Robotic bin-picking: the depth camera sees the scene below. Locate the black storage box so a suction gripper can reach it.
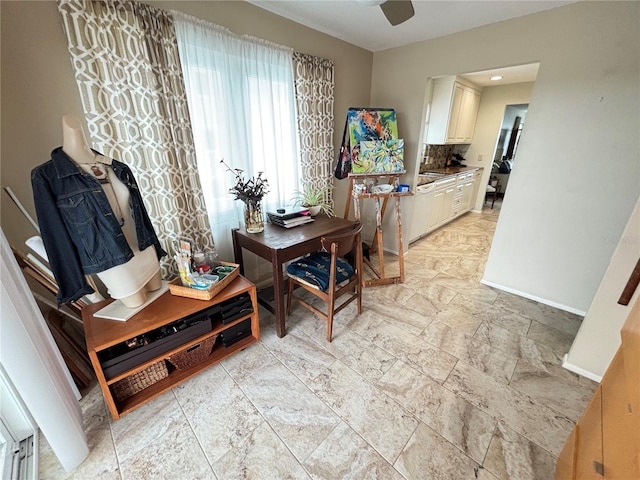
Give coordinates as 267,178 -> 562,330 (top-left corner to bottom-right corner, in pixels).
99,305 -> 218,380
220,293 -> 253,324
219,318 -> 252,347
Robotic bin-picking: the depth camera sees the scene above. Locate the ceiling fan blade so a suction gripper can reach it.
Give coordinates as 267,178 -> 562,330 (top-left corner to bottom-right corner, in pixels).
379,0 -> 414,26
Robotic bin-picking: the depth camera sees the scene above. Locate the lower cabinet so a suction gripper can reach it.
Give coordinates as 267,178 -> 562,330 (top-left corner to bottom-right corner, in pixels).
431,182 -> 455,229
408,188 -> 434,243
461,178 -> 475,211
428,189 -> 444,231
470,169 -> 483,210
83,275 -> 259,420
556,297 -> 640,479
425,172 -> 476,233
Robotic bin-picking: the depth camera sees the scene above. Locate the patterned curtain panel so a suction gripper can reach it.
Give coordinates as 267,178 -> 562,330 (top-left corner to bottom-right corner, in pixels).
57,0 -> 215,277
293,52 -> 335,207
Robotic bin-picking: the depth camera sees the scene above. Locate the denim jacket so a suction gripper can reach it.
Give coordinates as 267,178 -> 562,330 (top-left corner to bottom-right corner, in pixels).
31,148 -> 167,305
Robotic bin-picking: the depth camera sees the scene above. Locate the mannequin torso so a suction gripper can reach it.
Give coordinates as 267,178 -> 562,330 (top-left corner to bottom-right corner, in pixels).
61,115 -> 162,308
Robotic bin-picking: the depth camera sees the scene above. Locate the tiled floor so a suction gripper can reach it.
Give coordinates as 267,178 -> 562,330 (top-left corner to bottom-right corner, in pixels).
39,200 -> 598,479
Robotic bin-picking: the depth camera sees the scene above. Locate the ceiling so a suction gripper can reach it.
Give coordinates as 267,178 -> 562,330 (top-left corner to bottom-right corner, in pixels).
458,63 -> 540,87
248,1 -> 576,53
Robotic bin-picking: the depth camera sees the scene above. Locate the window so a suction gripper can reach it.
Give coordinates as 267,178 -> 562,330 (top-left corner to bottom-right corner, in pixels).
174,14 -> 300,251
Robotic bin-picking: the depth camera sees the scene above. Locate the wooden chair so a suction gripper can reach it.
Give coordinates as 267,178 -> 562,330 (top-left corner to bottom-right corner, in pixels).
286,222 -> 363,342
485,178 -> 500,208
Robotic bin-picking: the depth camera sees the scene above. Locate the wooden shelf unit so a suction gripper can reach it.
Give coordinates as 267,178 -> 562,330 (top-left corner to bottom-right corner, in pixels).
83,275 -> 259,420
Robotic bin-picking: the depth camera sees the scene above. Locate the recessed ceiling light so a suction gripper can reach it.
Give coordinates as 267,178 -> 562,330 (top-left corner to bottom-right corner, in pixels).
490,75 -> 503,81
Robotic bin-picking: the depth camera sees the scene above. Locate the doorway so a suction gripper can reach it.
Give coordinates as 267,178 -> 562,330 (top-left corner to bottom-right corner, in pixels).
490,104 -> 528,200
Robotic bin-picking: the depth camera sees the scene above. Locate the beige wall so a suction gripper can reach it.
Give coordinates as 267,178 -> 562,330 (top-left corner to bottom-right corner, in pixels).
3,1 -> 639,316
0,0 -> 373,251
371,1 -> 640,314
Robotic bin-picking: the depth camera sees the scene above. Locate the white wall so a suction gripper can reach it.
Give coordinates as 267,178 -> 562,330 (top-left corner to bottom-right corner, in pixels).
563,198 -> 640,380
371,1 -> 640,318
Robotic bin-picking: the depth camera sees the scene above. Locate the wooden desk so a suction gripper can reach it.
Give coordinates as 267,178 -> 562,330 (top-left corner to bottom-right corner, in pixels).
232,215 -> 355,337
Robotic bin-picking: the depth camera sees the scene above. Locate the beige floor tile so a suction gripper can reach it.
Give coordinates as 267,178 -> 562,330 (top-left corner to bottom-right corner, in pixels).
526,320 -> 575,356
509,359 -> 597,423
493,292 -> 583,335
322,327 -> 397,382
260,328 -> 339,383
212,422 -> 310,479
118,414 -> 214,479
358,317 -> 458,382
110,390 -> 184,464
377,360 -> 496,463
237,361 -> 340,462
310,359 -> 419,463
173,364 -> 264,464
303,422 -> 403,479
365,294 -> 437,336
41,203 -> 590,479
444,361 -> 574,456
394,422 -> 481,480
483,422 -> 557,480
430,273 -> 499,304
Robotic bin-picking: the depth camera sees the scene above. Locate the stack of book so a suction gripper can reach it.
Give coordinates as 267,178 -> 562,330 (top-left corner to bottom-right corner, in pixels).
267,206 -> 314,228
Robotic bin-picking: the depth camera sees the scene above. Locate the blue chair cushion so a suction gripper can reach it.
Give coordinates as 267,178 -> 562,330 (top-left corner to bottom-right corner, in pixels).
287,252 -> 354,292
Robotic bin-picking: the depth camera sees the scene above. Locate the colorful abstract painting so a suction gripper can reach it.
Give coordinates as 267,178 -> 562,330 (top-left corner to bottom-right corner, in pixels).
354,139 -> 405,173
347,109 -> 398,146
335,108 -> 400,179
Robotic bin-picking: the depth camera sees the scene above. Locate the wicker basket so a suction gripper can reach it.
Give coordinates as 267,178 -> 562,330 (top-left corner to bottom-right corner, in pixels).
112,360 -> 169,402
168,335 -> 217,370
168,262 -> 240,301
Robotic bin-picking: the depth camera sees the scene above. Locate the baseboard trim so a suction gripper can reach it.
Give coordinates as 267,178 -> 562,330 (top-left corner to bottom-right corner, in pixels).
480,279 -> 587,316
562,354 -> 602,383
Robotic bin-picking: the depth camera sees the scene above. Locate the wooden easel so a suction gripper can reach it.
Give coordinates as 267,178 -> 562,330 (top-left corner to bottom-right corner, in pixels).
344,172 -> 412,287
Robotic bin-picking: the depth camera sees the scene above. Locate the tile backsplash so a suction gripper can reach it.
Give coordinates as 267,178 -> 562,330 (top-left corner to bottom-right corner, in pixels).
420,144 -> 454,171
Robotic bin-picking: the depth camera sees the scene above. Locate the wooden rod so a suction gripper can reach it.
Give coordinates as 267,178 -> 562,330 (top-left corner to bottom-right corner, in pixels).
618,258 -> 640,306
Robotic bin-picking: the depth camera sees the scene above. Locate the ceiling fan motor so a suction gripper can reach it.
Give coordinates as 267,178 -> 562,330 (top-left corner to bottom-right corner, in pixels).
357,0 -> 415,26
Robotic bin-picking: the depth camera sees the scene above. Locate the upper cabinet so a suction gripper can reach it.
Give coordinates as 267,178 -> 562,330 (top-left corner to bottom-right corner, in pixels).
426,76 -> 482,145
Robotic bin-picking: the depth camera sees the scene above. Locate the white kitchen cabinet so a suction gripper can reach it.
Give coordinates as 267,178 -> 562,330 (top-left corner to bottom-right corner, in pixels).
408,185 -> 434,243
440,186 -> 456,223
470,169 -> 483,210
461,177 -> 475,212
427,177 -> 456,232
413,168 -> 483,239
426,76 -> 482,145
428,189 -> 445,232
450,182 -> 465,220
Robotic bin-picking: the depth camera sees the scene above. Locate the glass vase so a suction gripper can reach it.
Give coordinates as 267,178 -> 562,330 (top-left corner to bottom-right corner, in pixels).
243,200 -> 264,233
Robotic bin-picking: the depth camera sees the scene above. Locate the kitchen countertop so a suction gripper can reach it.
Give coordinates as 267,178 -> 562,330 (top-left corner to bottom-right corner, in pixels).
417,166 -> 482,186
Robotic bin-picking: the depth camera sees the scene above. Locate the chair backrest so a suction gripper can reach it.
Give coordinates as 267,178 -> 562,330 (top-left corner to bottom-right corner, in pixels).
321,222 -> 363,260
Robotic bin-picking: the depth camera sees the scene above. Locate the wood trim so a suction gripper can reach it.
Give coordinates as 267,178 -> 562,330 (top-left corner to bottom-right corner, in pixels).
618,258 -> 640,306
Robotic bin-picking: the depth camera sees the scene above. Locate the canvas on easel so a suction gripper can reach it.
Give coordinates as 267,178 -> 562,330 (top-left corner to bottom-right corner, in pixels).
354,139 -> 404,173
347,108 -> 398,146
334,107 -> 400,179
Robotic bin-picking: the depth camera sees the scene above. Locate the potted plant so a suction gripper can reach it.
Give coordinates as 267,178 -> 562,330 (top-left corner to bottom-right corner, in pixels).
221,159 -> 269,233
292,185 -> 334,217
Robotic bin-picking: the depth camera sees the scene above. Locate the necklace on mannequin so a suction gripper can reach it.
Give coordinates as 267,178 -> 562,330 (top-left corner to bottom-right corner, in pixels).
89,163 -> 108,182
78,160 -> 125,227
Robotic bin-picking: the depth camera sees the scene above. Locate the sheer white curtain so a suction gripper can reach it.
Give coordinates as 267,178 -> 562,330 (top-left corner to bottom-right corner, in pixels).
173,12 -> 300,259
